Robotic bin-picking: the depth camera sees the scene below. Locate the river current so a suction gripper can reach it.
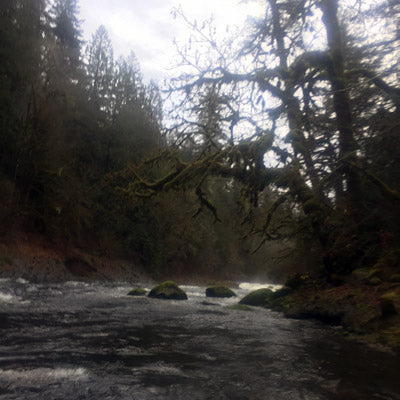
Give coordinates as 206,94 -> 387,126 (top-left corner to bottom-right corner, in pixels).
0,278 -> 399,399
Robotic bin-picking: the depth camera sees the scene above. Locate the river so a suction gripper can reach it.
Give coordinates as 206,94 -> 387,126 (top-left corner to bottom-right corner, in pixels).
0,279 -> 399,399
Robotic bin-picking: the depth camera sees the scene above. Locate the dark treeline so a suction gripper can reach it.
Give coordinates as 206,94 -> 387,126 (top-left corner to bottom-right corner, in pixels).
2,0 -> 400,283
0,0 -> 286,280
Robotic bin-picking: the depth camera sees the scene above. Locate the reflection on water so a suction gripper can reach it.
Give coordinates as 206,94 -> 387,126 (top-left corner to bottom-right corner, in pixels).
0,278 -> 399,400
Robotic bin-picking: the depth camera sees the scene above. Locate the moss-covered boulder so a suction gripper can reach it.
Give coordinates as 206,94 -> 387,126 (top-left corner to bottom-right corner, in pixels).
205,285 -> 236,298
148,281 -> 188,300
239,288 -> 274,306
127,288 -> 147,296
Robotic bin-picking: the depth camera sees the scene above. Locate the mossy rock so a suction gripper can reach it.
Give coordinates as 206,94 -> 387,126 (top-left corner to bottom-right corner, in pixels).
205,285 -> 236,298
148,281 -> 188,300
127,288 -> 147,296
239,288 -> 274,306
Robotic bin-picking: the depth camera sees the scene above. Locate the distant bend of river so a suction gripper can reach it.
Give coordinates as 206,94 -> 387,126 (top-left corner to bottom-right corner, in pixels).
0,279 -> 399,400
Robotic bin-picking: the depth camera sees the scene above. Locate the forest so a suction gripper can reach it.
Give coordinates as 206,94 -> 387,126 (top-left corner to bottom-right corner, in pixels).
1,0 -> 400,284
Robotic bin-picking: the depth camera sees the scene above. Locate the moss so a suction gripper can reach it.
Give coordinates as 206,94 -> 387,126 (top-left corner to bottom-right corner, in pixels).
127,288 -> 147,296
389,274 -> 400,283
239,288 -> 274,306
367,277 -> 382,286
228,304 -> 252,311
367,268 -> 381,279
379,327 -> 400,349
148,281 -> 188,300
351,268 -> 372,281
274,295 -> 296,311
285,273 -> 310,290
205,285 -> 236,298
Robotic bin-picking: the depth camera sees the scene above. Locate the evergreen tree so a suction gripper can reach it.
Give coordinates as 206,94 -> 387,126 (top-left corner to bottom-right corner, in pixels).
85,25 -> 114,115
49,0 -> 82,77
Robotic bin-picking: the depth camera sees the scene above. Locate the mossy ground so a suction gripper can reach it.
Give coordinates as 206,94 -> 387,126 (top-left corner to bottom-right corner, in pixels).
263,279 -> 400,352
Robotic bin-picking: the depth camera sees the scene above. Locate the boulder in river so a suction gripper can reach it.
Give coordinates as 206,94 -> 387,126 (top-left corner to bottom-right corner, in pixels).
239,288 -> 274,306
205,285 -> 236,298
127,288 -> 147,296
148,281 -> 188,300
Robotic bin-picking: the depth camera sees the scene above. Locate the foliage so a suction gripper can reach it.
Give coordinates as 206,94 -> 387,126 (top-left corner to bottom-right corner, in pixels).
129,0 -> 400,278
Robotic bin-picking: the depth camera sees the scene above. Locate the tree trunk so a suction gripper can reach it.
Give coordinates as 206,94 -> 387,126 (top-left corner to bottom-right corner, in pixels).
320,0 -> 362,215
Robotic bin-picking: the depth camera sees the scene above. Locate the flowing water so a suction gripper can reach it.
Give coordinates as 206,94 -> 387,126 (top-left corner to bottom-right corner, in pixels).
0,278 -> 399,399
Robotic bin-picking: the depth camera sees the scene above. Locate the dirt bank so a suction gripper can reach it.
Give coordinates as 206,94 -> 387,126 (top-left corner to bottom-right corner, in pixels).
0,233 -> 151,283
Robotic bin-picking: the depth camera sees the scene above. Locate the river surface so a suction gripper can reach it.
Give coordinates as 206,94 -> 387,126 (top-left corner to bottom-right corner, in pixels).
0,279 -> 399,400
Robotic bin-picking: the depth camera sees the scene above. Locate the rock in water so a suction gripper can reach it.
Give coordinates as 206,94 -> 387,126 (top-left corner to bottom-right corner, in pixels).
205,286 -> 236,298
148,281 -> 188,300
127,288 -> 147,296
239,288 -> 274,306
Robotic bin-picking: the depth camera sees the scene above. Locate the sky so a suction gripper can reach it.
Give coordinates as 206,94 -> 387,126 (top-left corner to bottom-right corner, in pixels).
78,0 -> 265,82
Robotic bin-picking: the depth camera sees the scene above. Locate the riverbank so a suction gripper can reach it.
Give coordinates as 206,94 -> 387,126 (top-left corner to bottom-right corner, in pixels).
261,274 -> 400,353
0,233 -> 151,283
1,235 -> 399,352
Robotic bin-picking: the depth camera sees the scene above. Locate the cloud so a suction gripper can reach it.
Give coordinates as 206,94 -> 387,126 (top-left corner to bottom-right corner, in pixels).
79,0 -> 265,81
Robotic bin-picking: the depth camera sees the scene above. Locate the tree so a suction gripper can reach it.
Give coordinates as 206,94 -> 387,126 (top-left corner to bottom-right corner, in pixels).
0,0 -> 45,217
130,0 -> 400,277
85,25 -> 114,114
48,0 -> 82,77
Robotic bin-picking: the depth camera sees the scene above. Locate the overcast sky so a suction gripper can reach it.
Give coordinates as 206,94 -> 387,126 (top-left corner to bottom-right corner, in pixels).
78,0 -> 265,82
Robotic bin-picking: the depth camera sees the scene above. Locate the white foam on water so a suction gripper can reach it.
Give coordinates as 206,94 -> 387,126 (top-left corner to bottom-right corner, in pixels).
181,285 -> 206,297
132,362 -> 185,377
65,281 -> 89,287
0,367 -> 88,382
0,292 -> 15,302
239,282 -> 282,292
